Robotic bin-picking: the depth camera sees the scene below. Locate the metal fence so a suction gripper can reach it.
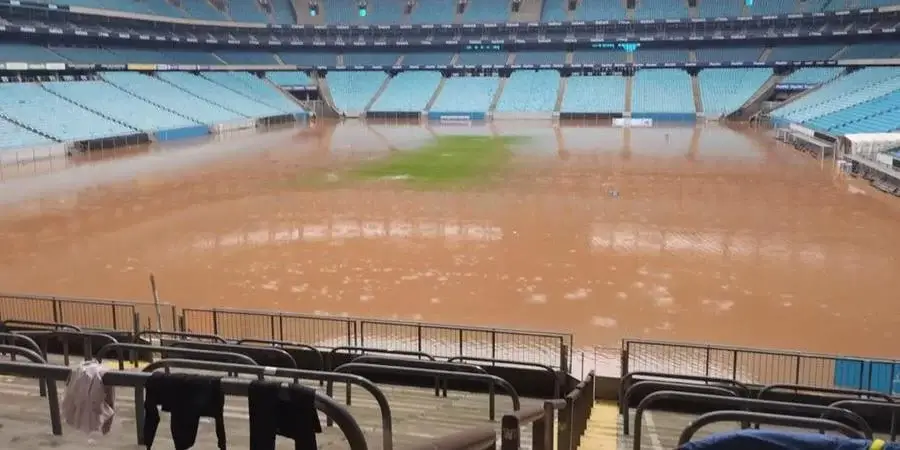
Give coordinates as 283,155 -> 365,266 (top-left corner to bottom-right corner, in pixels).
621,338 -> 864,388
181,308 -> 356,347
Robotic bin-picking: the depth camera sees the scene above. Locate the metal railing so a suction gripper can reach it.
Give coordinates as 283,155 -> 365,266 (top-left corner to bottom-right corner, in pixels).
557,371 -> 596,450
677,411 -> 866,446
0,292 -> 176,332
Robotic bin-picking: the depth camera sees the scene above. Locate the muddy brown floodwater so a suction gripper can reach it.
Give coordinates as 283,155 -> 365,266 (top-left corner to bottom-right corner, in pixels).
0,121 -> 898,362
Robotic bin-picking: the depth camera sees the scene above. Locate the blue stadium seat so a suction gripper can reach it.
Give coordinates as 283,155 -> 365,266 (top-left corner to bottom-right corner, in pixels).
142,0 -> 188,17
561,75 -> 626,113
269,0 -> 297,23
157,72 -> 282,117
541,0 -> 570,21
266,71 -> 314,87
460,0 -> 509,22
279,52 -> 338,66
697,0 -> 743,17
574,0 -> 627,20
49,47 -> 124,64
695,46 -> 763,63
515,51 -> 566,65
162,50 -> 223,65
327,71 -> 389,115
228,0 -> 269,22
0,117 -> 55,150
430,76 -> 500,113
42,80 -> 198,132
767,44 -> 842,61
632,69 -> 695,114
324,0 -> 365,24
781,68 -> 844,85
744,0 -> 797,15
573,50 -> 626,64
365,0 -> 409,24
634,0 -> 689,20
109,48 -> 172,64
0,82 -> 134,142
101,72 -> 244,124
200,72 -> 306,114
401,52 -> 454,65
698,68 -> 772,117
370,71 -> 443,112
633,48 -> 690,64
495,71 -> 561,113
409,0 -> 456,23
214,51 -> 279,65
456,52 -> 509,66
0,44 -> 67,63
180,0 -> 228,20
840,43 -> 900,60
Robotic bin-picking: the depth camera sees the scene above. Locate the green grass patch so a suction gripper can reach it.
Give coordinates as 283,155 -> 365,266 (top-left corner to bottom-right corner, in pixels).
350,135 -> 518,187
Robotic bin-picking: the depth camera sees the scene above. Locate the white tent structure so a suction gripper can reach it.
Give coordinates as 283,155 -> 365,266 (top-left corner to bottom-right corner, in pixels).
838,132 -> 900,160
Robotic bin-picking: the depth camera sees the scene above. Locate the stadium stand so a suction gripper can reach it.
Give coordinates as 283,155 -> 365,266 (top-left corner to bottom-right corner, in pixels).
401,52 -> 454,66
772,67 -> 900,128
364,0 -> 409,24
698,68 -> 773,117
0,44 -> 67,63
279,52 -> 337,66
227,0 -> 269,22
456,52 -> 509,66
162,50 -> 223,65
781,67 -> 844,85
540,0 -> 570,21
0,82 -> 134,142
632,69 -> 695,116
840,42 -> 900,60
199,72 -> 306,114
633,48 -> 691,64
766,44 -> 844,61
326,71 -> 390,115
266,71 -> 314,87
269,0 -> 297,24
495,70 -> 561,113
515,51 -> 567,65
47,47 -> 123,64
697,0 -> 744,17
561,75 -> 627,114
573,49 -> 627,64
429,75 -> 500,113
214,51 -> 279,65
343,52 -> 401,66
41,80 -> 197,132
574,0 -> 627,20
744,0 -> 797,15
100,72 -> 246,124
179,0 -> 228,21
633,0 -> 689,20
409,0 -> 457,24
323,0 -> 363,24
807,91 -> 900,133
461,0 -> 510,22
0,118 -> 54,150
369,71 -> 443,112
694,46 -> 763,63
156,72 -> 282,118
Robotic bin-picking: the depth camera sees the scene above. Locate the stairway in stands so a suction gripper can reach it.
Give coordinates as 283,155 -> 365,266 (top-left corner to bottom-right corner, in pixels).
578,401 -> 619,449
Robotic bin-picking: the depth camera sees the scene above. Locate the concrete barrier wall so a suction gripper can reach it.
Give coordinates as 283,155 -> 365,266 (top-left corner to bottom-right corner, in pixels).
426,112 -> 487,121
492,112 -> 554,120
631,112 -> 697,122
211,119 -> 256,134
153,125 -> 210,142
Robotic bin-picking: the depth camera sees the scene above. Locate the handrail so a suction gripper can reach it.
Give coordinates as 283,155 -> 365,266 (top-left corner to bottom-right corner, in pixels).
136,330 -> 226,343
0,344 -> 54,405
236,338 -> 325,371
0,360 -> 368,449
0,332 -> 44,358
404,425 -> 497,450
619,371 -> 750,414
558,371 -> 596,450
828,400 -> 900,441
335,362 -> 520,421
17,330 -> 118,365
142,358 -> 392,450
622,380 -> 741,434
501,399 -> 566,450
166,341 -> 298,368
677,411 -> 866,446
757,384 -> 894,403
351,355 -> 487,397
95,342 -> 258,369
447,356 -> 561,398
2,320 -> 81,332
329,346 -> 436,369
632,391 -> 874,450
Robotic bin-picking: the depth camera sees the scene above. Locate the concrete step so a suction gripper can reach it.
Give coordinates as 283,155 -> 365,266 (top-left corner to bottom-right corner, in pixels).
578,401 -> 618,449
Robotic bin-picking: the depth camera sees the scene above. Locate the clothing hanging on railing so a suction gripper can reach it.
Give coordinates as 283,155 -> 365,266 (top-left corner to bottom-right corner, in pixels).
61,360 -> 116,435
247,379 -> 322,450
143,372 -> 227,450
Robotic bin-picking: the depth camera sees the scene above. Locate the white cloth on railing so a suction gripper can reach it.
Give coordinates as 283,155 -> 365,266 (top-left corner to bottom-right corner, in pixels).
61,360 -> 116,435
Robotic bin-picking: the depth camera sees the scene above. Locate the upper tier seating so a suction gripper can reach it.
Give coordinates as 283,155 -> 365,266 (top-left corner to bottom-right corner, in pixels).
409,0 -> 456,24
697,0 -> 744,17
369,71 -> 442,112
515,51 -> 566,65
402,52 -> 454,66
806,91 -> 900,133
573,50 -> 627,64
279,52 -> 338,66
269,0 -> 297,24
695,46 -> 763,62
323,0 -> 363,24
574,0 -> 627,20
429,76 -> 500,113
698,68 -> 773,117
561,75 -> 627,113
0,44 -> 67,63
28,0 -> 299,22
0,82 -> 134,142
781,67 -> 844,85
343,53 -> 401,66
634,0 -> 689,20
773,67 -> 900,124
326,71 -> 389,115
460,0 -> 510,22
632,69 -> 695,114
227,0 -> 269,22
495,70 -> 561,113
633,48 -> 691,64
215,51 -> 279,65
42,80 -> 197,132
161,50 -> 223,65
100,72 -> 244,124
180,0 -> 228,20
840,43 -> 900,60
48,47 -> 124,64
200,72 -> 305,114
744,0 -> 796,15
157,72 -> 282,117
456,52 -> 509,66
540,0 -> 570,21
266,71 -> 314,87
0,117 -> 55,150
364,0 -> 409,24
766,44 -> 843,61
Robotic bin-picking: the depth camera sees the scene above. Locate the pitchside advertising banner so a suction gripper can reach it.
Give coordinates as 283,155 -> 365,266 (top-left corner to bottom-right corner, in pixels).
834,359 -> 900,394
